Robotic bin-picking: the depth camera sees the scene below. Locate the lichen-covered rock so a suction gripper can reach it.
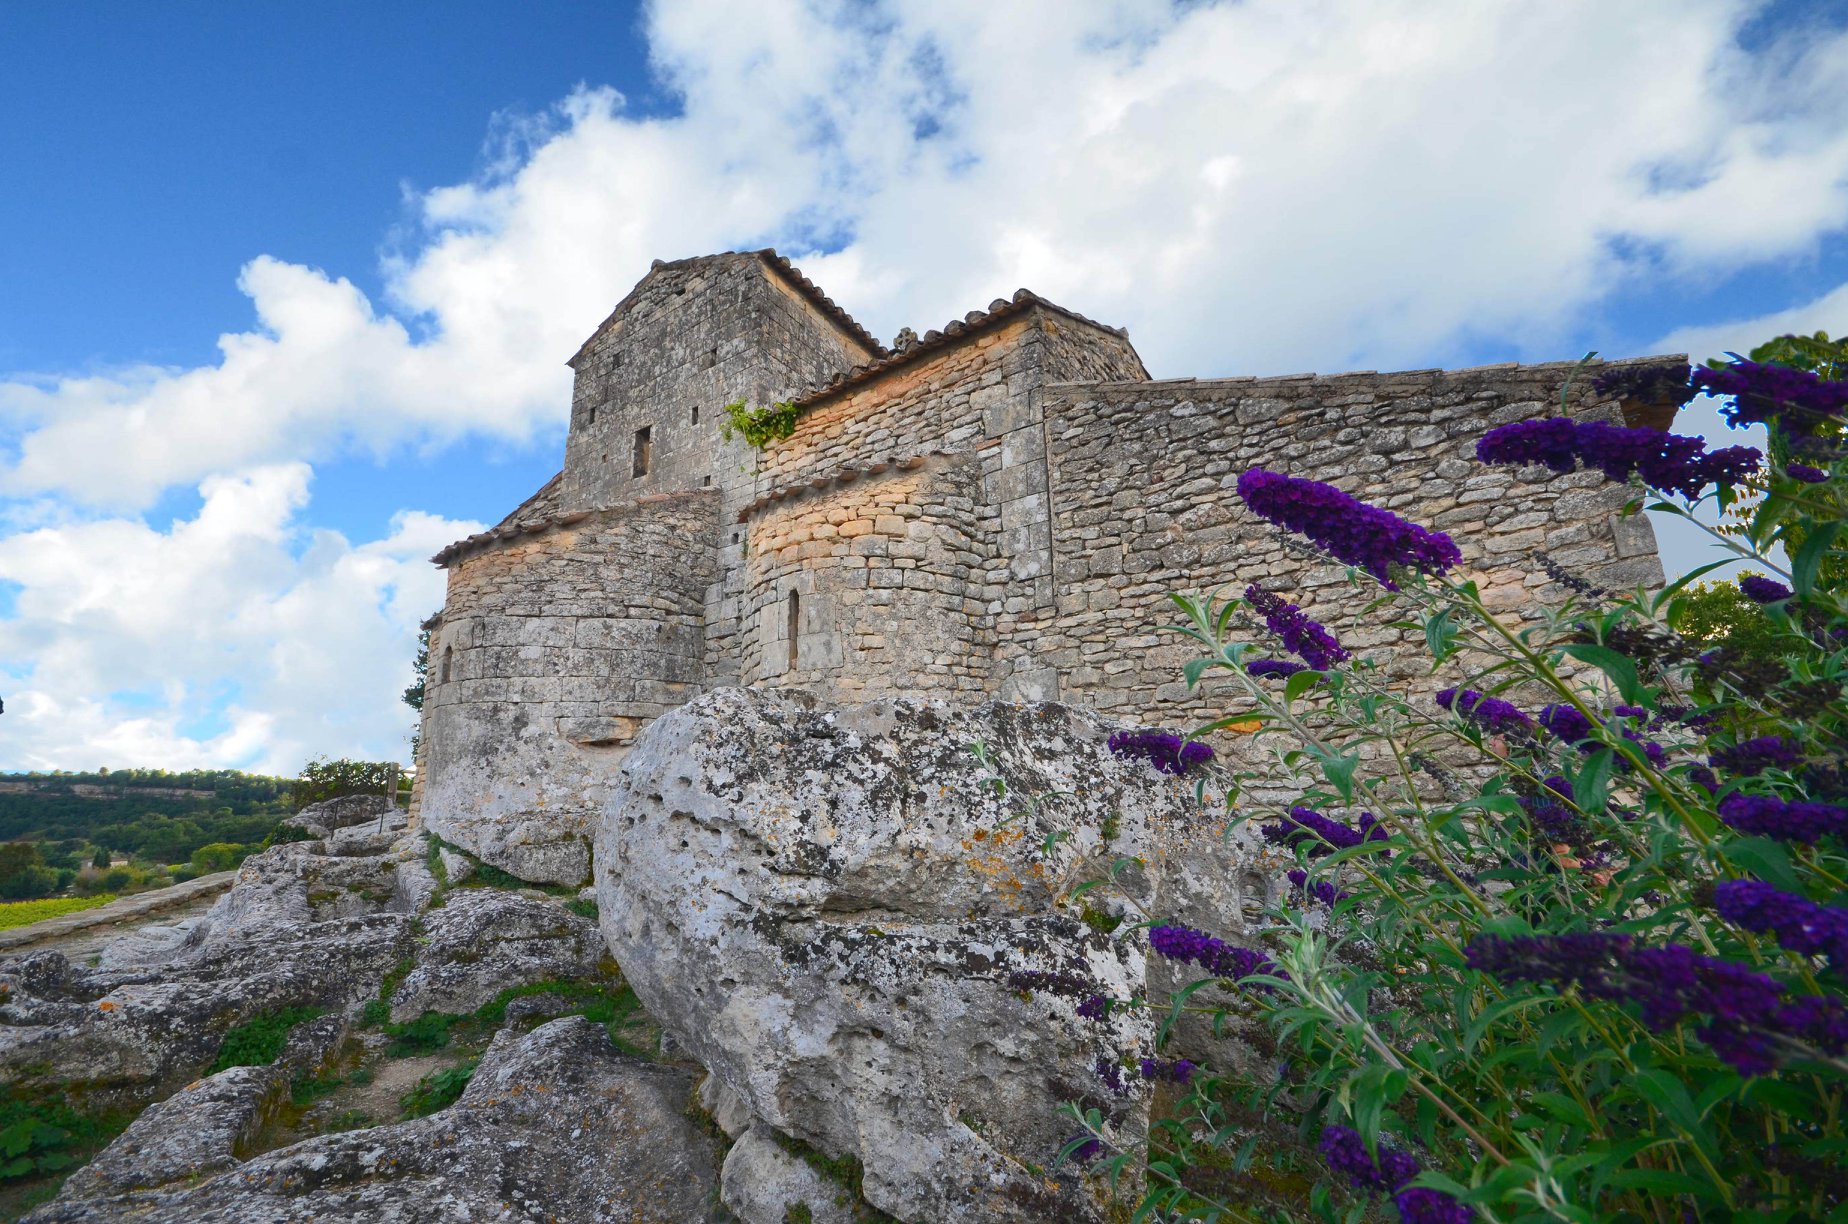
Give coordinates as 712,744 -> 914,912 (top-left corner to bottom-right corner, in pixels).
26,1016 -> 725,1223
55,1014 -> 343,1201
387,888 -> 608,1021
283,793 -> 393,837
721,1124 -> 857,1224
0,832 -> 437,1102
597,688 -> 1270,1224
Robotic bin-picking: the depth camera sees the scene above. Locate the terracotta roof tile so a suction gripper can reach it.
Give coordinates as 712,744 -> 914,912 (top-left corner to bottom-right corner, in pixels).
783,288 -> 1140,409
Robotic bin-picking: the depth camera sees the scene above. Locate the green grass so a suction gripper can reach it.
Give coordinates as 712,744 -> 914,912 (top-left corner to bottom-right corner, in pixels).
564,897 -> 598,920
207,1007 -> 323,1073
0,894 -> 118,931
399,1062 -> 475,1119
378,979 -> 653,1060
288,1073 -> 342,1108
383,1012 -> 455,1058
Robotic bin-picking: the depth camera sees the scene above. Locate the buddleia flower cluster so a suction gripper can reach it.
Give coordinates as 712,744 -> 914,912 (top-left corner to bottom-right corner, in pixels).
1028,346 -> 1848,1221
1105,728 -> 1213,775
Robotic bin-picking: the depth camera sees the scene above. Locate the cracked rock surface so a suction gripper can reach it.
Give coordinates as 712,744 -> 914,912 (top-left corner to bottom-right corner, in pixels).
27,1016 -> 723,1223
597,688 -> 1272,1224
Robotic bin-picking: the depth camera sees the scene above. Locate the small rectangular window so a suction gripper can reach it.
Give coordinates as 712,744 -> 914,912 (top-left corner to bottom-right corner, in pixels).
632,426 -> 653,477
690,405 -> 701,425
787,592 -> 800,670
587,405 -> 597,426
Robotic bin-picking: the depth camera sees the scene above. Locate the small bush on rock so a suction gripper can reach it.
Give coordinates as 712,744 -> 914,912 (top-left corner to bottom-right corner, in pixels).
398,1062 -> 475,1119
208,1007 -> 323,1073
1030,344 -> 1848,1221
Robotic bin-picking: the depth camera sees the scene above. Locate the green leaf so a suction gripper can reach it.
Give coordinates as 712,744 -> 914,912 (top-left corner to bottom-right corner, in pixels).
1573,747 -> 1615,815
1792,520 -> 1844,597
1559,643 -> 1645,706
1632,1068 -> 1719,1163
1284,669 -> 1326,702
1721,838 -> 1806,895
1183,657 -> 1217,689
1424,608 -> 1459,662
1315,749 -> 1360,803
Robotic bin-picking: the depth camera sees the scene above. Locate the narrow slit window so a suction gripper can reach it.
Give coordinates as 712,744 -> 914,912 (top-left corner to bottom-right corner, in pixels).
439,646 -> 453,685
690,405 -> 701,425
632,426 -> 653,477
787,592 -> 800,670
587,405 -> 597,426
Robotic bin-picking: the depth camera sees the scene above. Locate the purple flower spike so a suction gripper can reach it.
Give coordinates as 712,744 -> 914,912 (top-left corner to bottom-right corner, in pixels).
1465,931 -> 1848,1073
1147,923 -> 1287,989
1692,360 -> 1848,431
1715,880 -> 1848,966
1286,868 -> 1349,907
1435,688 -> 1534,737
1476,417 -> 1761,497
1262,806 -> 1390,858
1396,1187 -> 1477,1224
1788,463 -> 1829,483
1236,470 -> 1461,589
1247,658 -> 1309,679
1138,1056 -> 1197,1084
1739,574 -> 1793,604
1245,585 -> 1350,670
1709,735 -> 1802,776
1318,1125 -> 1422,1193
1538,704 -> 1594,744
1718,793 -> 1848,844
1108,729 -> 1213,776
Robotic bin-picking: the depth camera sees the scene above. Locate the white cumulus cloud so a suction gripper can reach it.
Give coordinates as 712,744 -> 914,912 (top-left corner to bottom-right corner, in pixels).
0,465 -> 476,775
4,0 -> 1848,769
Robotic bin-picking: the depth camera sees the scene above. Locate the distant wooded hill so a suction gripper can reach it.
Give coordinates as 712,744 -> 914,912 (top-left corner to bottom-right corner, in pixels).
0,769 -> 294,859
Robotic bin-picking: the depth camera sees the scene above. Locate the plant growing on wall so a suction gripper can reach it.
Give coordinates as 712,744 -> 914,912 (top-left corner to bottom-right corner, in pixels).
719,398 -> 801,449
1029,341 -> 1848,1221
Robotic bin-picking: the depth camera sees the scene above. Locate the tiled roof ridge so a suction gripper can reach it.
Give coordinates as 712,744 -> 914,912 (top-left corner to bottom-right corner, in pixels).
753,249 -> 887,359
431,487 -> 718,568
566,250 -> 886,369
491,471 -> 563,532
782,288 -> 1139,410
1056,351 -> 1691,392
734,449 -> 968,524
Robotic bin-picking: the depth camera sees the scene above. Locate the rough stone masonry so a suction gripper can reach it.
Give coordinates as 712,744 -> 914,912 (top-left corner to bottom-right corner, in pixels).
414,249 -> 1679,883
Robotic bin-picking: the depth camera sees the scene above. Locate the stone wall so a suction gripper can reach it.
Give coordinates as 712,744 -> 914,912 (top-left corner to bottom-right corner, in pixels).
746,303 -> 1147,699
1023,359 -> 1669,727
418,490 -> 720,884
557,253 -> 881,689
740,456 -> 995,701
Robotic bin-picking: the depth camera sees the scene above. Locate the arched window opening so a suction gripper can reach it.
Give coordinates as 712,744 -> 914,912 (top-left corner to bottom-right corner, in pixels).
439,645 -> 454,685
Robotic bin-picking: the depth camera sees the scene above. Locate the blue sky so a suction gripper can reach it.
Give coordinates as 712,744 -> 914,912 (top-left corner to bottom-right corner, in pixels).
1,0 -> 1845,774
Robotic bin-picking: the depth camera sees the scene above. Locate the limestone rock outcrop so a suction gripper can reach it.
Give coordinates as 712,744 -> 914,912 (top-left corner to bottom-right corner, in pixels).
0,840 -> 419,1101
283,792 -> 395,837
597,688 -> 1273,1224
387,886 -> 607,1021
28,1016 -> 723,1223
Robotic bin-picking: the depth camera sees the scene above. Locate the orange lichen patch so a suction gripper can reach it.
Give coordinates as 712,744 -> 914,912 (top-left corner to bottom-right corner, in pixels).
96,999 -> 118,1012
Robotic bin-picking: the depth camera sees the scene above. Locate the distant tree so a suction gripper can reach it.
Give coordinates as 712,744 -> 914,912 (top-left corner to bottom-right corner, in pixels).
188,842 -> 246,874
292,758 -> 401,809
402,627 -> 430,713
0,842 -> 58,900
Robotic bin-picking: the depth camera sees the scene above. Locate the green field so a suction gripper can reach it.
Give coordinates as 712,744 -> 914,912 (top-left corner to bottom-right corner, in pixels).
0,893 -> 118,931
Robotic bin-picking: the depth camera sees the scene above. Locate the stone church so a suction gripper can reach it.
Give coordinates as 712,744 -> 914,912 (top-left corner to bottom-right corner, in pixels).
412,249 -> 1673,883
